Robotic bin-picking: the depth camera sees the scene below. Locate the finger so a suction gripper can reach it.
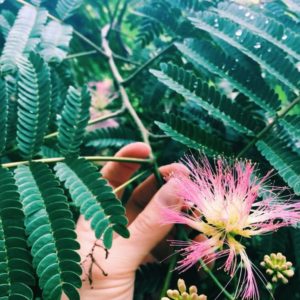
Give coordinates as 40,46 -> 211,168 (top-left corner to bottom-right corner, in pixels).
126,178 -> 182,268
101,142 -> 151,198
126,163 -> 188,224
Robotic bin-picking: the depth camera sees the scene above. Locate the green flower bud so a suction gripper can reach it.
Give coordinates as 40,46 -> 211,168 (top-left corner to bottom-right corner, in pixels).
261,253 -> 294,285
161,279 -> 208,300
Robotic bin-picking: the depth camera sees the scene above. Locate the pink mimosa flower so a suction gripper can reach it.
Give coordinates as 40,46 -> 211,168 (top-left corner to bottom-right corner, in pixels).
162,156 -> 300,300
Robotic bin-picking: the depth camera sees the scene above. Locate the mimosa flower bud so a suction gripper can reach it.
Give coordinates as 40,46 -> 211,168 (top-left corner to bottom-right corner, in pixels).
261,253 -> 294,285
161,278 -> 207,300
178,278 -> 186,293
189,286 -> 197,294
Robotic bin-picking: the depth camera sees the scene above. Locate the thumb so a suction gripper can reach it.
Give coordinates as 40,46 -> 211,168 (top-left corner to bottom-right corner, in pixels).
127,178 -> 182,268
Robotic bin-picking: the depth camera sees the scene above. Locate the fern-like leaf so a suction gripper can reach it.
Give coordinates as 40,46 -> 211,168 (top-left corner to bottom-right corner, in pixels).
279,115 -> 300,144
0,78 -> 8,154
14,163 -> 81,300
84,127 -> 137,149
0,167 -> 35,299
24,8 -> 47,53
155,114 -> 230,155
215,2 -> 300,61
284,0 -> 300,14
0,6 -> 46,73
55,0 -> 84,20
0,10 -> 14,38
16,52 -> 51,159
256,129 -> 300,195
150,63 -> 258,136
57,86 -> 91,157
175,39 -> 280,113
54,158 -> 129,248
189,10 -> 300,93
39,20 -> 73,63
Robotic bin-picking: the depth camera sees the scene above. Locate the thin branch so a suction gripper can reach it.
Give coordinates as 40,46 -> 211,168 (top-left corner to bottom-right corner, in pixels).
2,156 -> 153,168
122,42 -> 175,87
66,50 -> 97,60
113,170 -> 149,194
237,96 -> 300,158
44,107 -> 125,140
102,27 -> 152,155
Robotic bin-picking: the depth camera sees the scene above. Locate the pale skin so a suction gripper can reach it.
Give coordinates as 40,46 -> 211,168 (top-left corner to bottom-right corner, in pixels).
63,142 -> 189,300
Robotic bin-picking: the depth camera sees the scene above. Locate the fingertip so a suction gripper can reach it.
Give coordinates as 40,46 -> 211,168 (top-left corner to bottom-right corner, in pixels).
116,142 -> 151,158
163,163 -> 189,182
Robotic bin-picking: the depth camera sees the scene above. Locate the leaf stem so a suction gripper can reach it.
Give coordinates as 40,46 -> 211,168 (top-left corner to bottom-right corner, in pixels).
122,42 -> 175,87
159,251 -> 180,298
237,96 -> 300,158
199,260 -> 234,300
2,156 -> 153,168
66,50 -> 97,59
113,170 -> 149,194
44,107 -> 125,140
160,227 -> 234,300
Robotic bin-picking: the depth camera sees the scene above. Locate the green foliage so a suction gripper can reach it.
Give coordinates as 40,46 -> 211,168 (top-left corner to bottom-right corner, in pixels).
189,10 -> 300,93
54,158 -> 129,248
55,0 -> 84,20
155,114 -> 230,156
0,78 -> 8,154
17,52 -> 51,159
256,128 -> 300,195
0,167 -> 35,299
0,6 -> 47,73
57,86 -> 90,157
175,39 -> 280,113
14,163 -> 81,300
84,126 -> 137,149
38,20 -> 73,63
151,63 -> 259,136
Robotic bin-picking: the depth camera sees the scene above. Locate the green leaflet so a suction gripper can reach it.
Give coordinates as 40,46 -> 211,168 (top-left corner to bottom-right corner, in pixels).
58,85 -> 91,157
155,114 -> 230,156
14,163 -> 81,300
84,126 -> 137,149
279,115 -> 300,144
0,6 -> 47,73
189,10 -> 300,93
39,20 -> 73,63
214,2 -> 300,61
54,158 -> 130,249
0,78 -> 8,154
175,39 -> 280,113
16,52 -> 51,159
56,0 -> 85,20
0,167 -> 35,299
150,63 -> 258,136
256,128 -> 300,195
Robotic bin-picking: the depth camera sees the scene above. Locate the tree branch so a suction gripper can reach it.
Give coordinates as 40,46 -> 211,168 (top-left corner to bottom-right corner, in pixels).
101,26 -> 152,156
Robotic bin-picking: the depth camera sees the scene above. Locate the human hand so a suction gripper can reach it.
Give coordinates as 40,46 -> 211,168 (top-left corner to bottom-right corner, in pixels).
73,142 -> 188,300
